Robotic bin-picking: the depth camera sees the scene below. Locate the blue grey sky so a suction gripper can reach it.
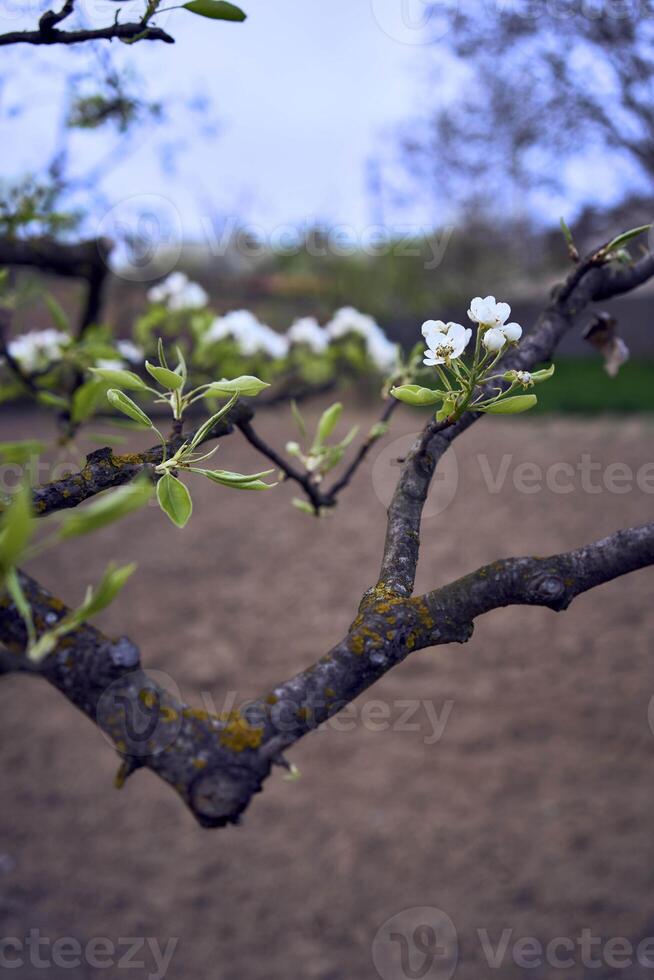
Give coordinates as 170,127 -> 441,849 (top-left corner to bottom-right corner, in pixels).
1,0 -> 635,243
3,0 -> 443,239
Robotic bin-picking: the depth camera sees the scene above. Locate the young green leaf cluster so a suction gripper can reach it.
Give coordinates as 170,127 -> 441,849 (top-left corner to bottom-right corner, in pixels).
93,340 -> 276,529
0,480 -> 151,660
286,399 -> 358,497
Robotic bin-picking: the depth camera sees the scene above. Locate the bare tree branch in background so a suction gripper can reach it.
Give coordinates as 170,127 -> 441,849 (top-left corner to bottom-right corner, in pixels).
0,0 -> 174,46
403,3 -> 654,217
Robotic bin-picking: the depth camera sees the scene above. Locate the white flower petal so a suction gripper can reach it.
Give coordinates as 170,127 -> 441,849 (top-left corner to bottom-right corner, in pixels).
501,321 -> 522,342
494,302 -> 511,325
482,327 -> 506,353
467,295 -> 511,326
422,319 -> 448,339
287,317 -> 328,353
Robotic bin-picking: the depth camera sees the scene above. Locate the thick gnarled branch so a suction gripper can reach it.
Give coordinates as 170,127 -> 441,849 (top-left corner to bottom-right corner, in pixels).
1,523 -> 652,826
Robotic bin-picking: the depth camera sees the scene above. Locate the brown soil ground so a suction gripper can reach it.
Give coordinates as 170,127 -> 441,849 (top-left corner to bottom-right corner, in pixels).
1,404 -> 654,980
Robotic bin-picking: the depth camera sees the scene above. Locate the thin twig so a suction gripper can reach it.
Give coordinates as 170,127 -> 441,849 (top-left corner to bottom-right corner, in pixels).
0,20 -> 174,46
236,418 -> 326,511
323,398 -> 399,501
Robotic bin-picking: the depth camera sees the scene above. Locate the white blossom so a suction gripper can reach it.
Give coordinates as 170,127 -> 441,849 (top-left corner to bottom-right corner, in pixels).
206,310 -> 289,359
325,306 -> 379,341
7,329 -> 69,373
422,319 -> 450,341
367,331 -> 398,372
326,306 -> 397,372
423,321 -> 471,365
147,272 -> 208,311
482,327 -> 507,353
95,358 -> 125,371
516,371 -> 532,384
467,295 -> 511,327
287,317 -> 329,353
501,322 -> 522,343
116,340 -> 144,364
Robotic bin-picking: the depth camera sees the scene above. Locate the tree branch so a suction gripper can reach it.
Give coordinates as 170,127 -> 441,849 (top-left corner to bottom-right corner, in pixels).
375,247 -> 654,599
0,237 -> 112,280
0,237 -> 112,350
31,402 -> 254,517
237,397 -> 400,513
0,21 -> 174,47
3,243 -> 653,828
236,418 -> 326,512
323,397 -> 399,501
2,522 -> 651,826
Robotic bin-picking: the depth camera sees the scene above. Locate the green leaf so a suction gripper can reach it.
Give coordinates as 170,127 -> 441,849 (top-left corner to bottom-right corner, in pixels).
391,384 -> 444,407
175,346 -> 187,381
107,389 -> 153,428
292,498 -> 316,515
290,399 -> 307,439
335,425 -> 358,451
37,391 -> 68,410
205,376 -> 269,398
368,421 -> 389,440
71,379 -> 109,423
156,337 -> 168,368
559,216 -> 574,247
5,568 -> 36,648
77,563 -> 136,621
530,364 -> 556,383
45,294 -> 70,333
0,482 -> 33,573
483,394 -> 537,414
0,440 -> 43,465
145,361 -> 184,391
436,396 -> 456,422
190,467 -> 276,489
604,224 -> 651,254
90,367 -> 149,391
188,392 -> 238,450
29,563 -> 137,662
59,479 -> 152,539
314,402 -> 342,447
183,0 -> 246,20
156,473 -> 193,528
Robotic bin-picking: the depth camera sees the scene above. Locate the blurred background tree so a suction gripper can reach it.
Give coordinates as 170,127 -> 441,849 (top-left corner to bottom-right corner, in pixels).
399,0 -> 654,230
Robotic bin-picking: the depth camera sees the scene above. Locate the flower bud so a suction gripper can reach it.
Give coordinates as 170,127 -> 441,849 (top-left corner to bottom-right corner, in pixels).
482,328 -> 506,352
